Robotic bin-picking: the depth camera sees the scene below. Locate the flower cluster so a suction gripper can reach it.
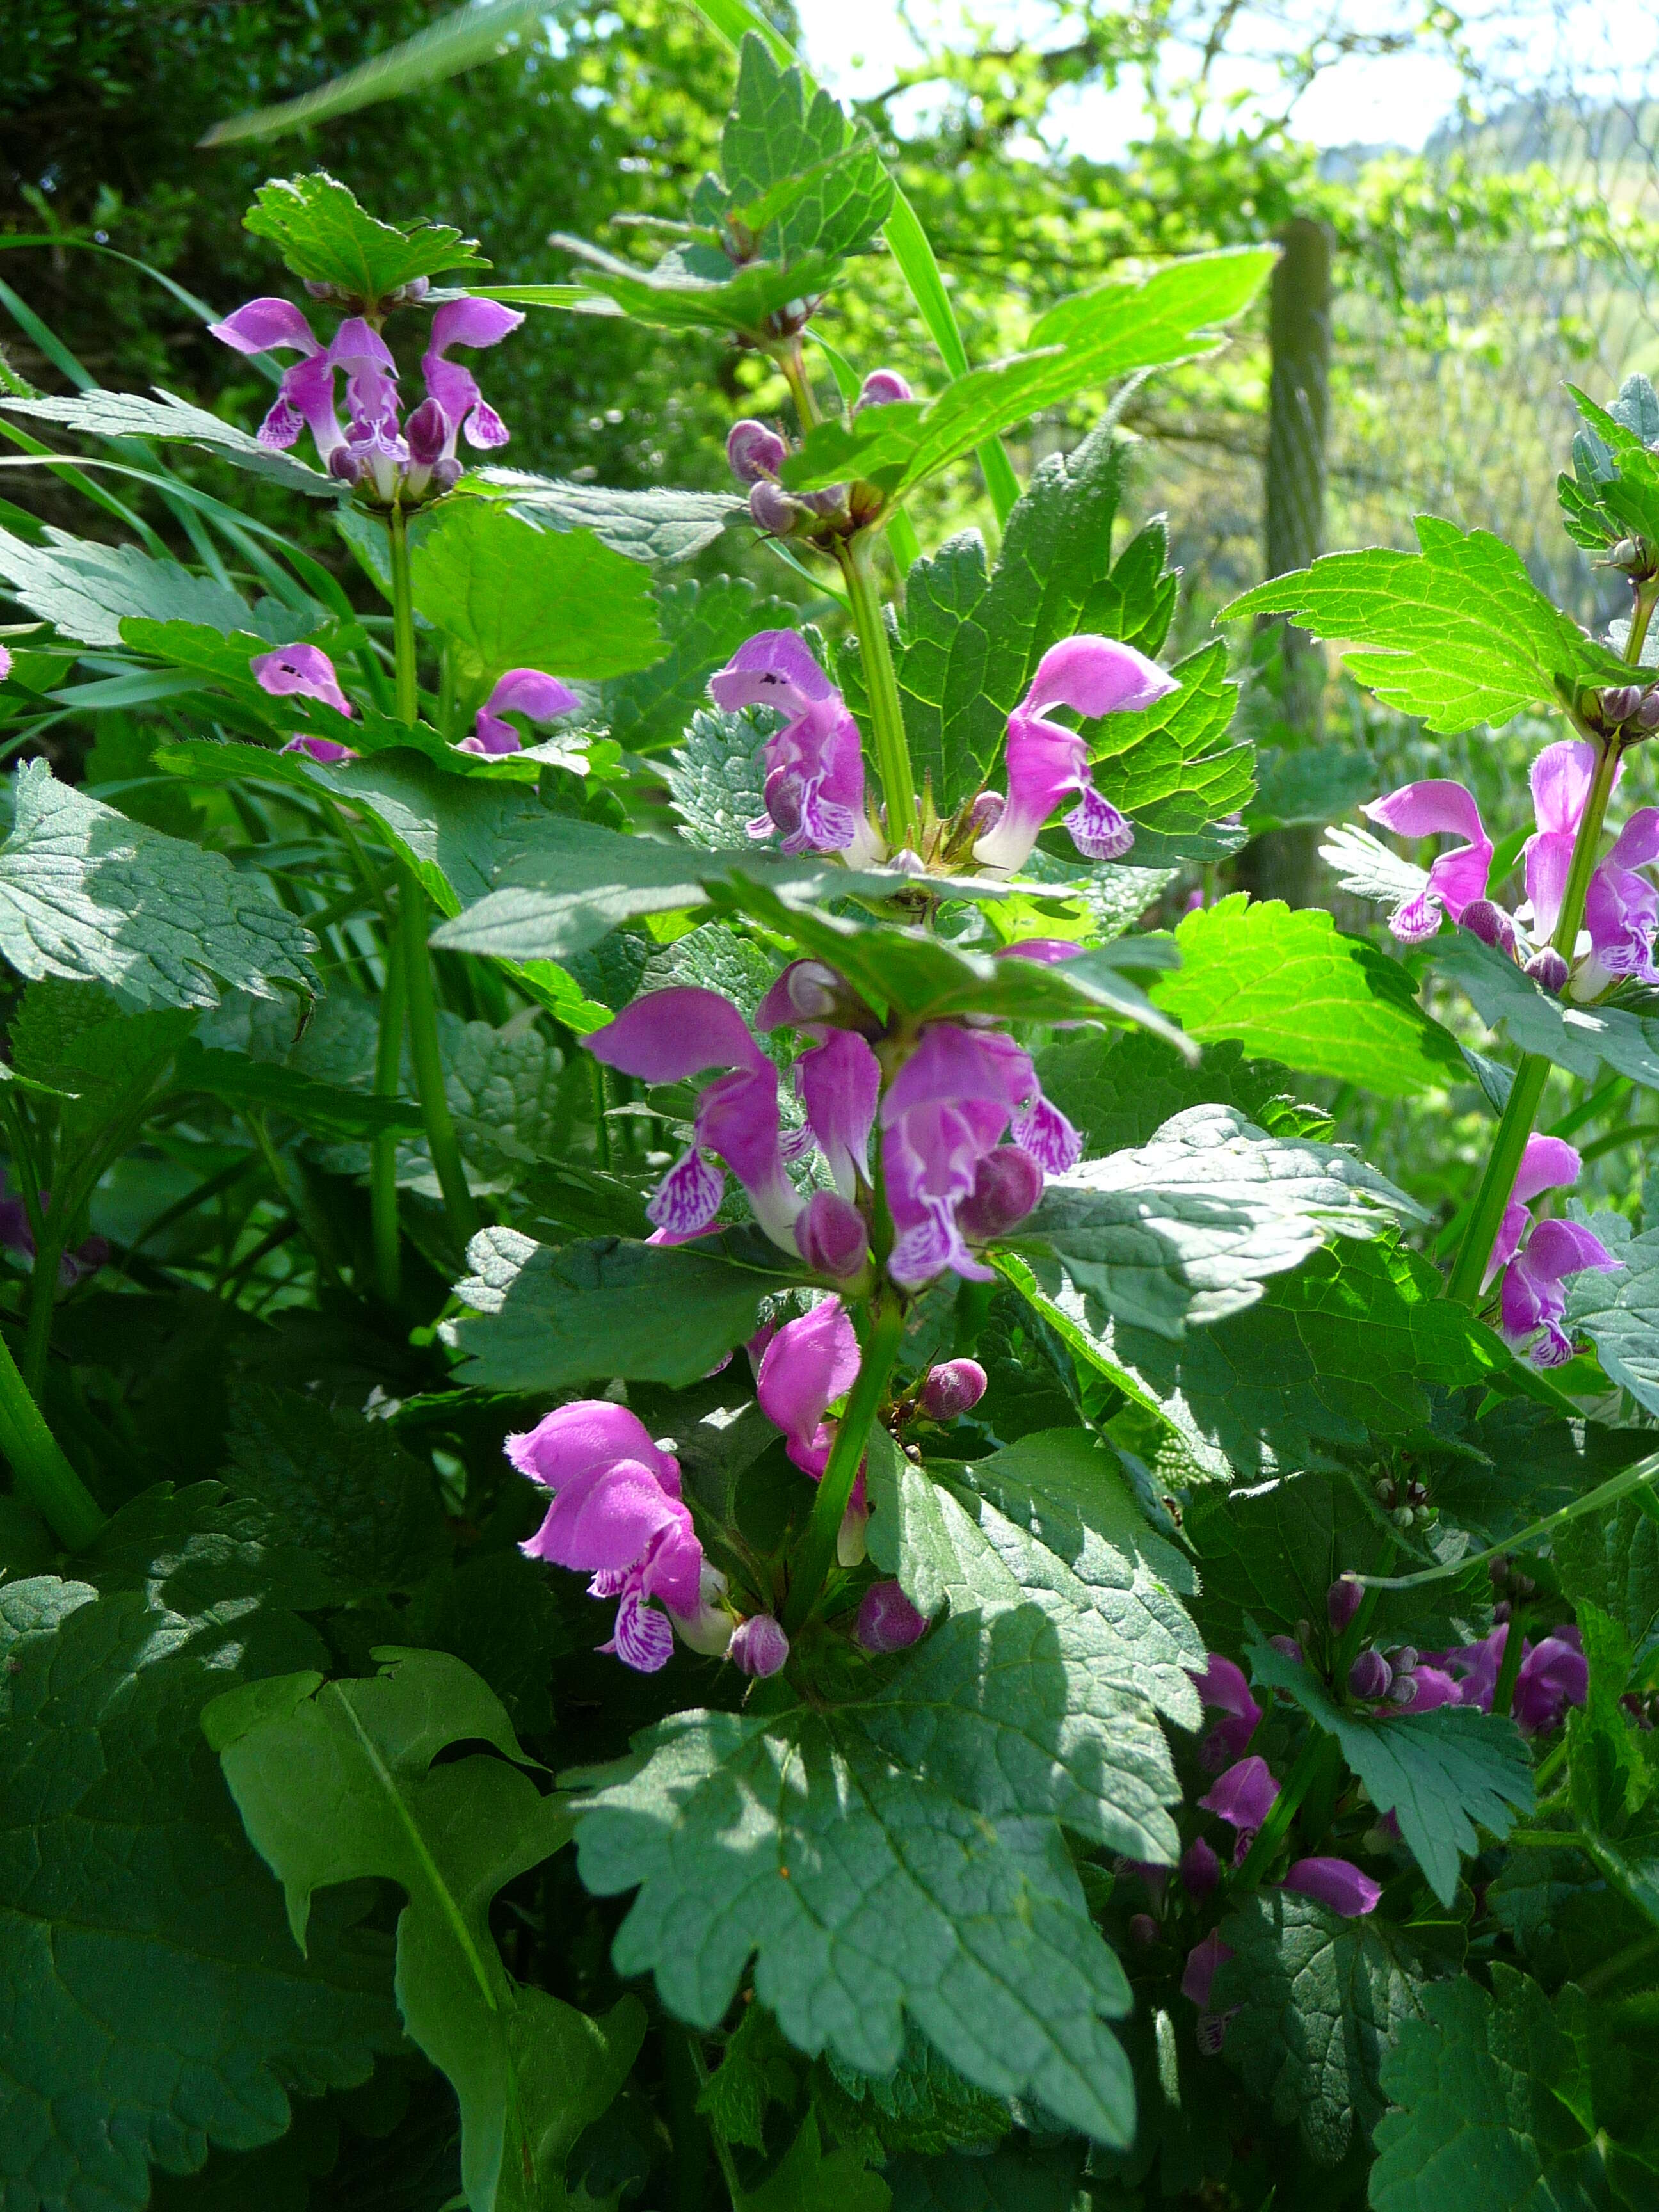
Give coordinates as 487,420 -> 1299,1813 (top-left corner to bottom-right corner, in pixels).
725,368 -> 911,541
1366,737 -> 1659,999
210,291 -> 524,504
711,628 -> 1176,870
1426,1621 -> 1588,1734
249,645 -> 577,764
583,971 -> 1079,1292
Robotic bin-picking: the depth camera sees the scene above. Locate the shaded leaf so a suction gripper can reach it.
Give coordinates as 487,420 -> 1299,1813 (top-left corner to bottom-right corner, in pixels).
1432,929 -> 1659,1092
475,470 -> 742,565
0,387 -> 338,499
243,171 -> 488,303
0,523 -> 305,647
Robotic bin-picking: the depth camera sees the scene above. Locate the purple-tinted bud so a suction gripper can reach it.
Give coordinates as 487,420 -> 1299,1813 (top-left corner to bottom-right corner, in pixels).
429,457 -> 463,497
1386,1646 -> 1418,1672
854,1579 -> 929,1653
1388,1672 -> 1419,1705
855,369 -> 913,410
748,479 -> 802,536
728,1614 -> 790,1678
1459,899 -> 1518,958
328,447 -> 364,485
919,1359 -> 988,1421
1348,1648 -> 1393,1701
1267,1635 -> 1304,1662
1639,689 -> 1659,731
1602,684 -> 1644,724
1128,1912 -> 1160,1948
1525,946 -> 1569,994
799,483 -> 848,517
956,1145 -> 1045,1240
405,397 -> 448,467
1179,1836 -> 1221,1899
1327,1576 -> 1363,1634
303,278 -> 335,300
398,276 -> 431,304
968,790 -> 1006,835
727,418 -> 787,484
794,1190 -> 870,1279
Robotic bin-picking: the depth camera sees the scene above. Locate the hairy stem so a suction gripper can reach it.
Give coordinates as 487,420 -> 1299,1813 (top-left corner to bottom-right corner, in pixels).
783,1299 -> 905,1634
370,926 -> 407,1304
776,337 -> 821,431
838,533 -> 918,849
0,1322 -> 104,1548
1445,732 -> 1623,1308
388,502 -> 419,724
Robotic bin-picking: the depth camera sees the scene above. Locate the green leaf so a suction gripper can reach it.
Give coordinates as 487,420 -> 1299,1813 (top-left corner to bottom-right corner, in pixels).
474,470 -> 743,564
1089,639 -> 1256,835
1150,895 -> 1466,1096
886,2142 -> 1085,2211
571,1623 -> 1150,2143
718,33 -> 894,264
1214,1891 -> 1439,2163
1222,518 -> 1631,732
202,0 -> 551,145
782,250 -> 1275,504
668,705 -> 773,848
742,2113 -> 891,2212
173,1041 -> 424,1141
696,2003 -> 798,2152
0,388 -> 339,499
0,1574 -> 398,2212
445,1225 -> 808,1391
242,172 -> 488,305
403,1551 -> 581,1737
547,239 -> 840,335
0,758 -> 316,1008
1567,1603 -> 1650,1837
1013,1102 -> 1422,1340
1371,1967 -> 1613,2211
813,2021 -> 1011,2165
410,501 -> 661,686
1036,1028 -> 1313,1160
1246,744 -> 1375,831
220,1388 -> 449,1601
1567,387 -> 1659,547
603,579 -> 797,755
1566,1214 -> 1659,1412
1247,1630 -> 1534,1906
1553,1487 -> 1659,1674
210,1649 -> 644,2212
0,522 -> 301,648
1432,930 -> 1659,1092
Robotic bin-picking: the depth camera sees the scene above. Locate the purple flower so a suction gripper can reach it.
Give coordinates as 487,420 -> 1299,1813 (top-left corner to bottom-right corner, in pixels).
919,1359 -> 988,1420
794,1190 -> 870,1278
879,1025 -> 1078,1289
755,958 -> 868,1033
253,643 -> 355,719
1198,1755 -> 1280,1840
709,631 -> 881,867
1460,897 -> 1519,958
727,419 -> 787,483
729,1614 -> 790,1678
1523,741 -> 1609,943
973,637 -> 1178,873
331,315 -> 400,437
421,298 -> 524,453
1501,1217 -> 1617,1367
208,296 -> 346,461
1189,1653 -> 1262,1770
1580,806 -> 1659,995
1281,1857 -> 1382,1916
1363,779 -> 1493,942
459,668 -> 579,757
281,734 -> 359,765
506,1400 -> 728,1671
1482,1134 -> 1584,1288
1327,1576 -> 1363,1634
855,369 -> 913,409
1388,1663 -> 1463,1713
956,1144 -> 1045,1241
1348,1648 -> 1392,1702
0,645 -> 13,683
997,937 -> 1088,965
854,1579 -> 929,1653
1179,1836 -> 1221,1899
1514,1630 -> 1588,1733
795,1029 -> 880,1199
1181,1928 -> 1233,2010
586,988 -> 801,1251
756,1297 -> 860,1477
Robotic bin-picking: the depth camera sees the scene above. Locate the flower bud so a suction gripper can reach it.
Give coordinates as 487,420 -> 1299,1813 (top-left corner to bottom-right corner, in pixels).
1267,1634 -> 1304,1661
1610,537 -> 1646,572
1459,899 -> 1518,959
854,1579 -> 928,1653
956,1145 -> 1045,1240
1525,946 -> 1569,995
1640,690 -> 1659,731
1127,1912 -> 1160,1948
799,483 -> 849,517
303,278 -> 337,300
968,789 -> 1006,836
1388,1671 -> 1419,1704
1603,684 -> 1644,725
1179,1835 -> 1221,1899
1348,1648 -> 1393,1701
328,446 -> 364,486
794,1190 -> 870,1279
919,1359 -> 988,1421
855,369 -> 913,410
727,418 -> 787,484
748,479 -> 802,536
728,1613 -> 790,1678
429,458 -> 463,497
405,397 -> 448,467
1387,1647 -> 1419,1674
1327,1576 -> 1363,1635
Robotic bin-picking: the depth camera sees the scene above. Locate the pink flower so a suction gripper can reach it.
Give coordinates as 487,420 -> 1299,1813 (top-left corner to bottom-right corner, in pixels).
973,636 -> 1178,873
1580,806 -> 1659,994
586,988 -> 801,1251
421,298 -> 524,453
793,1190 -> 870,1278
1363,779 -> 1493,942
506,1400 -> 728,1671
1514,1630 -> 1588,1733
795,1029 -> 880,1199
756,1298 -> 860,1477
1523,741 -> 1612,943
729,1614 -> 790,1678
918,1359 -> 988,1420
1281,1858 -> 1381,1916
1181,1928 -> 1233,2010
1179,1836 -> 1221,1898
252,643 -> 355,719
879,1025 -> 1078,1290
459,668 -> 579,757
1198,1755 -> 1280,1845
1482,1134 -> 1584,1289
1188,1653 -> 1261,1770
208,296 -> 347,461
330,315 -> 400,436
1502,1218 -> 1617,1367
710,631 -> 881,866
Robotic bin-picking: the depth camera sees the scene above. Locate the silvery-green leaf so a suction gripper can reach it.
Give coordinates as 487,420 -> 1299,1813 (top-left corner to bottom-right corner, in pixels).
0,389 -> 337,499
1320,821 -> 1429,910
473,471 -> 742,565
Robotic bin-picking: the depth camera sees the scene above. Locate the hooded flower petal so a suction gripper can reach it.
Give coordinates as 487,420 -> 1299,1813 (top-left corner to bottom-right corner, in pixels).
208,297 -> 325,358
710,632 -> 879,865
1523,739 -> 1623,942
506,1400 -> 681,1497
797,1028 -> 880,1198
329,316 -> 400,433
280,733 -> 358,765
1363,779 -> 1493,940
1483,1133 -> 1583,1288
252,644 -> 355,719
1181,1928 -> 1233,2010
422,298 -> 525,453
1514,1630 -> 1588,1733
461,667 -> 580,757
1501,1215 -> 1618,1366
1281,1858 -> 1382,1916
756,1297 -> 860,1475
1198,1755 -> 1280,1833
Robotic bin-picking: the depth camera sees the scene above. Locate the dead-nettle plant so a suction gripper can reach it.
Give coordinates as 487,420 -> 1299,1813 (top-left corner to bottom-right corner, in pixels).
3,28 -> 1659,2212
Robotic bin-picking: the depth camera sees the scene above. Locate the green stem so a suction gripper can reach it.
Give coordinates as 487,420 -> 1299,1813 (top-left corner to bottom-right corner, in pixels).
388,502 -> 419,724
1627,578 -> 1659,669
1446,732 -> 1623,1308
783,1299 -> 905,1634
1491,1611 -> 1528,1722
371,926 -> 407,1304
776,337 -> 821,430
397,863 -> 477,1253
1533,1736 -> 1569,1794
682,2032 -> 746,2212
838,534 -> 918,850
1580,1927 -> 1659,1996
0,1322 -> 103,1548
1234,1722 -> 1329,1891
